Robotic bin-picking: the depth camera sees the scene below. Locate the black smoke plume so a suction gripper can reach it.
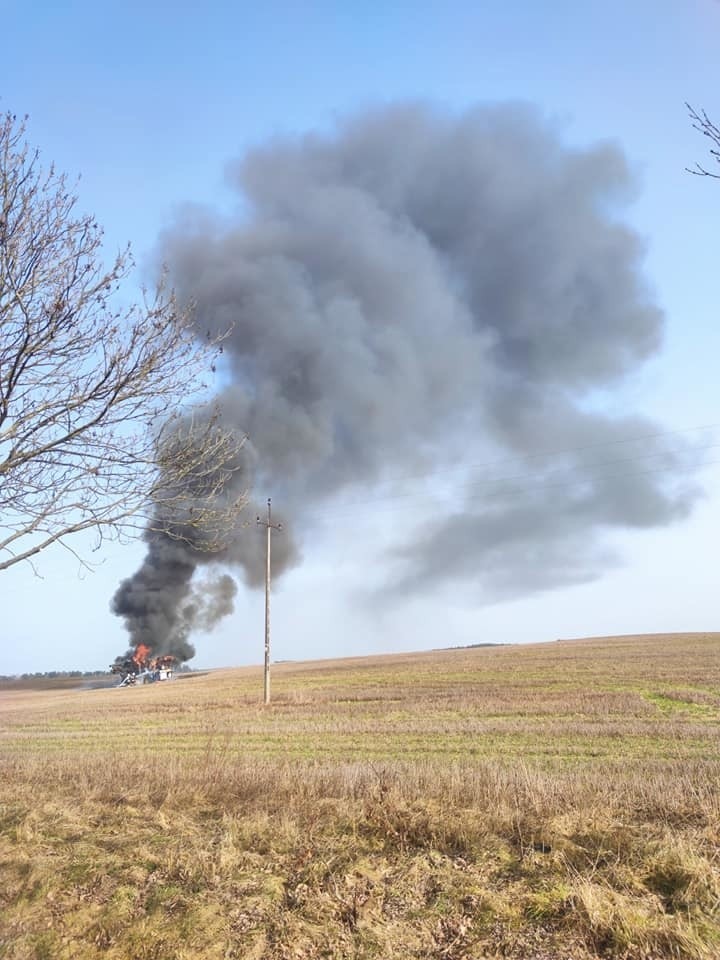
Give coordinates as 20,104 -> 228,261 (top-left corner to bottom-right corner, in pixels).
113,102 -> 700,656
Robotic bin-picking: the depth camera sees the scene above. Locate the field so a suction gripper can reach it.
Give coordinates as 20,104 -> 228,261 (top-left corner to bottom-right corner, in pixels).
1,633 -> 720,959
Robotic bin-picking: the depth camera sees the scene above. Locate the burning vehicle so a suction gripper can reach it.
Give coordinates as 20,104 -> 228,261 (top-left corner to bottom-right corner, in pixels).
110,644 -> 177,686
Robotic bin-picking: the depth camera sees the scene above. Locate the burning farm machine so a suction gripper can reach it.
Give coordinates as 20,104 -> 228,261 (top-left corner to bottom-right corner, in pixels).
111,644 -> 177,686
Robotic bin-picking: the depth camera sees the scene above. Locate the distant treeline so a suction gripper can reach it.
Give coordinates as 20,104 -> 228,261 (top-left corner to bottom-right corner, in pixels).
443,643 -> 507,650
1,664 -> 196,682
0,670 -> 108,681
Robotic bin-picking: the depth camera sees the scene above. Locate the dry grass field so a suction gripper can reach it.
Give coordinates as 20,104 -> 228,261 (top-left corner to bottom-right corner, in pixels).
1,633 -> 719,959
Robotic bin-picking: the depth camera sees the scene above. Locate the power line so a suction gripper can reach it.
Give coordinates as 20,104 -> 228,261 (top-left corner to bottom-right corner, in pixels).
308,438 -> 719,521
324,419 -> 720,499
461,457 -> 720,510
301,456 -> 720,530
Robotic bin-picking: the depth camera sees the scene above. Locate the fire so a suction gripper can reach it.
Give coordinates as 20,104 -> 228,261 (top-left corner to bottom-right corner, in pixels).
110,645 -> 178,685
152,654 -> 176,670
132,643 -> 151,669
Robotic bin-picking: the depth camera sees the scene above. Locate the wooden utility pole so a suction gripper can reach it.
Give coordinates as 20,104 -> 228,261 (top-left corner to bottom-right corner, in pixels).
256,498 -> 282,704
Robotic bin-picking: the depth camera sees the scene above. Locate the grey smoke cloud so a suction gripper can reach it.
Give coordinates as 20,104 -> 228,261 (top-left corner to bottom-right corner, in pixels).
113,102 -> 700,655
112,533 -> 201,661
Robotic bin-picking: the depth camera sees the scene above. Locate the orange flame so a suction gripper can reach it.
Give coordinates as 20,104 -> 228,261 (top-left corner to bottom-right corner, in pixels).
132,644 -> 151,668
151,654 -> 176,670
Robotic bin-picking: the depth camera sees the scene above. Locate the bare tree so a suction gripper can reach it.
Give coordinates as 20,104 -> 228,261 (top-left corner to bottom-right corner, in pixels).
687,103 -> 720,178
0,112 -> 247,573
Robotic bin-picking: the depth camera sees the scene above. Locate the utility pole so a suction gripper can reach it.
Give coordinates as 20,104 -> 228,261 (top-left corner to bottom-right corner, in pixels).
257,498 -> 282,704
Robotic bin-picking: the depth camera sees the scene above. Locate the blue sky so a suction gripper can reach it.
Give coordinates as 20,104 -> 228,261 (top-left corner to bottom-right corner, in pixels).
1,0 -> 719,674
